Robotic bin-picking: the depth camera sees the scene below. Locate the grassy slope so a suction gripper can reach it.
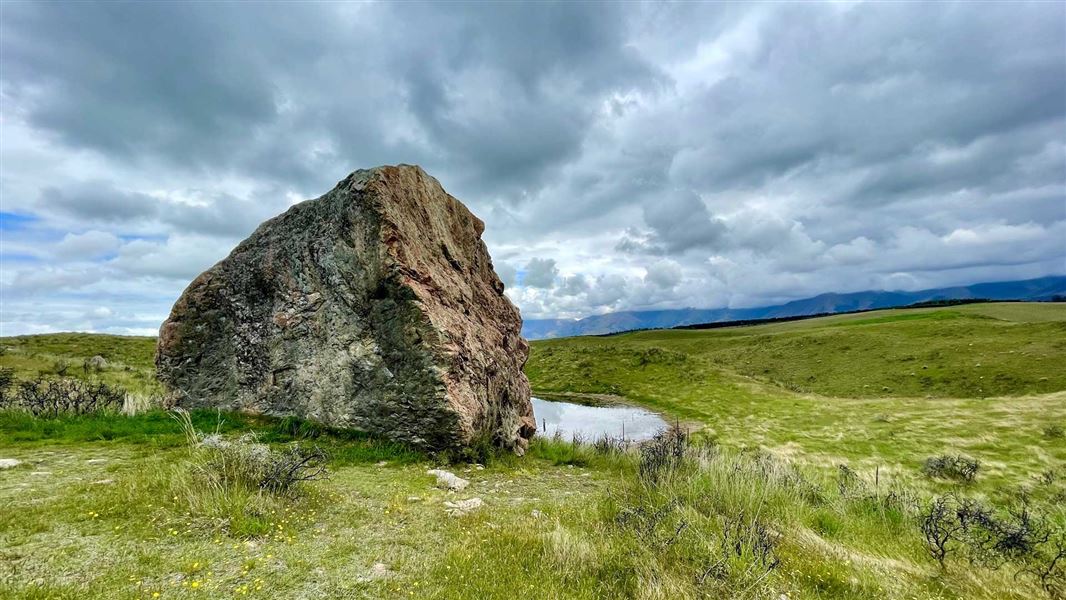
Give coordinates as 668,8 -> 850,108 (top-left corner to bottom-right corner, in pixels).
527,303 -> 1066,492
0,333 -> 160,396
0,302 -> 1064,599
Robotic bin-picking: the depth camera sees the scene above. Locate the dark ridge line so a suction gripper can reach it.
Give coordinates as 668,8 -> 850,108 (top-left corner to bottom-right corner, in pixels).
580,297 -> 1063,338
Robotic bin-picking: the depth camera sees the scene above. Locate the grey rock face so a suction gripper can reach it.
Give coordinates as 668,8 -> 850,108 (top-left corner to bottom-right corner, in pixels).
156,165 -> 534,453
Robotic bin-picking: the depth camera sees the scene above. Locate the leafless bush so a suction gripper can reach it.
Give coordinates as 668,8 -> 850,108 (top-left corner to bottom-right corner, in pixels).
1020,534 -> 1066,598
923,454 -> 980,482
615,498 -> 687,548
0,368 -> 15,404
0,377 -> 126,416
921,494 -> 967,567
982,503 -> 1050,565
920,490 -> 1061,586
639,426 -> 690,483
837,464 -> 863,496
592,434 -> 630,456
698,511 -> 781,585
259,444 -> 330,492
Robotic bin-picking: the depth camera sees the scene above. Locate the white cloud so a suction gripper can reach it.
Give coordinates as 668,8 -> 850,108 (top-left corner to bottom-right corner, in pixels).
53,230 -> 121,259
1,2 -> 1063,334
644,260 -> 682,289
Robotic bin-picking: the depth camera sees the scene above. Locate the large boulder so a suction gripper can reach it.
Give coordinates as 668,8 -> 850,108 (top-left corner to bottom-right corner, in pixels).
156,165 -> 535,453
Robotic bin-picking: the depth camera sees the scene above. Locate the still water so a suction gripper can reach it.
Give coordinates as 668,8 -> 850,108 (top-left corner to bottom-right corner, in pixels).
531,397 -> 667,442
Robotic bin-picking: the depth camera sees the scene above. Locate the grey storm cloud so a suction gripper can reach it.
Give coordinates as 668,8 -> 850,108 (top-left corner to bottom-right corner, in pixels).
642,191 -> 728,253
1,1 -> 1064,332
522,258 -> 559,289
38,182 -> 286,239
644,260 -> 683,290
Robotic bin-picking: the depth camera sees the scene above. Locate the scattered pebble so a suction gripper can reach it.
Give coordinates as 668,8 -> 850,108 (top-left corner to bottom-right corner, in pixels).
444,497 -> 483,516
356,562 -> 393,583
427,469 -> 469,491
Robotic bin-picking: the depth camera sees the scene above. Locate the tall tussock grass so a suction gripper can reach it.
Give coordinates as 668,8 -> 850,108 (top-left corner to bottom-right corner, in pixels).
497,426 -> 1063,599
163,409 -> 329,536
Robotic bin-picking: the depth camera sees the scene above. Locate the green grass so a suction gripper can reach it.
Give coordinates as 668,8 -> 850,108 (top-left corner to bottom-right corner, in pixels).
0,415 -> 622,599
1,302 -> 1064,599
527,302 -> 1066,493
3,414 -> 1059,599
0,333 -> 159,396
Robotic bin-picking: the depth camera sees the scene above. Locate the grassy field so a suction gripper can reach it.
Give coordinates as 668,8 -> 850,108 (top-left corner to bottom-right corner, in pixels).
1,302 -> 1064,599
0,333 -> 161,396
527,302 -> 1066,493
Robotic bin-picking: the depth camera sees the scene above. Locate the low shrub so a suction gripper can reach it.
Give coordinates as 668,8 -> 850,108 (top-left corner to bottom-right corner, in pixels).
1043,424 -> 1065,440
836,464 -> 863,496
0,377 -> 126,417
1020,534 -> 1066,598
591,434 -> 630,456
715,510 -> 780,573
173,409 -> 328,495
638,426 -> 691,484
919,490 -> 1065,596
922,454 -> 980,482
0,368 -> 14,403
920,493 -> 967,567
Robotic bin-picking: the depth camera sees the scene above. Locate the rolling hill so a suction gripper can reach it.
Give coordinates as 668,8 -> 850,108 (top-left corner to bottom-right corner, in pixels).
521,275 -> 1066,339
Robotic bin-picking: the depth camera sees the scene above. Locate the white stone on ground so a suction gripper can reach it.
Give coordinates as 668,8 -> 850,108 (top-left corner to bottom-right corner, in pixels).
356,562 -> 393,583
427,468 -> 469,491
0,459 -> 22,469
444,497 -> 484,516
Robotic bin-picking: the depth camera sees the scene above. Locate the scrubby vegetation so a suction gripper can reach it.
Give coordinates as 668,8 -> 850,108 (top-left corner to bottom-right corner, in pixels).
527,302 -> 1066,493
0,377 -> 129,417
1,302 -> 1064,599
0,333 -> 160,396
921,455 -> 981,483
172,409 -> 330,495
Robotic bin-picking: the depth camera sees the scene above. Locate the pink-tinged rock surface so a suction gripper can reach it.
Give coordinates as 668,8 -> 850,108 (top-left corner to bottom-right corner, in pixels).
157,165 -> 534,453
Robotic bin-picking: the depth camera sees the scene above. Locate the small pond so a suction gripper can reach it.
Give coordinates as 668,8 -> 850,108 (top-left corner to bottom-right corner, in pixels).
531,396 -> 667,442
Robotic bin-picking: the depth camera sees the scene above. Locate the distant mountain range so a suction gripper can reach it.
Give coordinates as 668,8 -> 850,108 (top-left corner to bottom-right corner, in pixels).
521,275 -> 1066,340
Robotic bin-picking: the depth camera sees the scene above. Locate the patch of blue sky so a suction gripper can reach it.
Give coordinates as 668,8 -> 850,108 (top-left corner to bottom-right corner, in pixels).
0,252 -> 40,263
61,289 -> 173,303
118,233 -> 167,243
0,212 -> 39,231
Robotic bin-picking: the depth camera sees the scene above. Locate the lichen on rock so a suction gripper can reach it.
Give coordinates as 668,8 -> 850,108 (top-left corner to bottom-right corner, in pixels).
156,165 -> 535,453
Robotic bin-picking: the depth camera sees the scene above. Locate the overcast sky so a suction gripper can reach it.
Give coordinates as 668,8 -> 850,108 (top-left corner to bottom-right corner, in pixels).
2,1 -> 1064,335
